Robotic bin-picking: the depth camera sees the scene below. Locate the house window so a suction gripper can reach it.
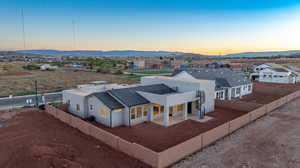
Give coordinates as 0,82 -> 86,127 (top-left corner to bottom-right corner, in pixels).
131,108 -> 136,119
137,107 -> 142,118
143,106 -> 148,117
160,106 -> 164,114
67,100 -> 70,104
169,106 -> 174,114
76,104 -> 80,111
236,88 -> 241,95
113,109 -> 123,112
100,108 -> 108,117
248,85 -> 252,91
153,104 -> 160,115
177,104 -> 184,112
89,105 -> 94,111
220,92 -> 224,99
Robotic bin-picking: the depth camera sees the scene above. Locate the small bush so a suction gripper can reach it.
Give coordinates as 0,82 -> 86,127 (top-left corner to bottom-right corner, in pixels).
22,64 -> 40,70
96,68 -> 111,74
114,70 -> 123,75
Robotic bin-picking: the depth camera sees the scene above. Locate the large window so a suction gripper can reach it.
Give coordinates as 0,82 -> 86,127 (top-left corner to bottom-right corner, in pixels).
131,106 -> 147,119
153,105 -> 159,115
137,107 -> 142,118
143,106 -> 148,117
160,106 -> 164,114
131,108 -> 136,119
100,108 -> 108,117
169,106 -> 174,114
153,104 -> 164,115
177,104 -> 184,112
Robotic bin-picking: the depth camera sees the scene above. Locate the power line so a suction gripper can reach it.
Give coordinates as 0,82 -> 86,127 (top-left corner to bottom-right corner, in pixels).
72,20 -> 76,50
21,8 -> 26,51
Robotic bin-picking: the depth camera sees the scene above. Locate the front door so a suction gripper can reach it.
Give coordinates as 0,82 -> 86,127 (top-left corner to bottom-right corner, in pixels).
187,102 -> 192,114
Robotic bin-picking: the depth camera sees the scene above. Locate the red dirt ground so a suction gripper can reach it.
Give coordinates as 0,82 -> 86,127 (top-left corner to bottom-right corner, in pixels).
0,109 -> 150,168
0,71 -> 32,76
93,82 -> 300,152
241,82 -> 300,104
95,107 -> 246,152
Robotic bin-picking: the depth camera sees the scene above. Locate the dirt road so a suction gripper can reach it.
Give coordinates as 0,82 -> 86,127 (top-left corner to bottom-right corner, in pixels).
0,109 -> 149,168
173,98 -> 300,168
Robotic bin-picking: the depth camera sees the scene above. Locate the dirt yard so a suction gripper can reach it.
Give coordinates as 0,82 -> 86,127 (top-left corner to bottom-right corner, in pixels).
0,69 -> 137,97
172,97 -> 300,168
95,107 -> 247,152
93,82 -> 300,152
241,82 -> 300,104
0,109 -> 149,168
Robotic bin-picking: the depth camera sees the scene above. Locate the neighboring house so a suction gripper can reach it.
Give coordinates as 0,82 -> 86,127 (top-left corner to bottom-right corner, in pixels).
40,64 -> 58,70
251,63 -> 300,84
127,59 -> 146,69
172,68 -> 252,100
63,76 -> 215,127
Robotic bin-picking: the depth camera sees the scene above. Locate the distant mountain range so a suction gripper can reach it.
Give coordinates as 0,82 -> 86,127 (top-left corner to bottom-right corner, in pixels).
2,49 -> 300,58
15,50 -> 190,57
223,50 -> 300,58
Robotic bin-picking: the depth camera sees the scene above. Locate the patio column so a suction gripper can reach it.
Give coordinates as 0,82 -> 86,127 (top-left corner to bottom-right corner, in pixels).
149,104 -> 154,121
228,88 -> 232,100
163,105 -> 169,127
182,102 -> 187,120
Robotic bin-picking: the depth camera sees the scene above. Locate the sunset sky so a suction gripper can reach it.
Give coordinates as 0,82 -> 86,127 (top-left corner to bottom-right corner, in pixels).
1,0 -> 300,55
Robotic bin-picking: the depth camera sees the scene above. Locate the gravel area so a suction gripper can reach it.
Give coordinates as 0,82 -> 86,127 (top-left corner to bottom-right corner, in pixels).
172,98 -> 300,168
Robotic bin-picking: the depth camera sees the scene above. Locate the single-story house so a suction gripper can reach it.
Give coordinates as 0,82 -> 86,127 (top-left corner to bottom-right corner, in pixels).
251,63 -> 300,84
172,68 -> 253,100
63,76 -> 215,127
40,64 -> 58,70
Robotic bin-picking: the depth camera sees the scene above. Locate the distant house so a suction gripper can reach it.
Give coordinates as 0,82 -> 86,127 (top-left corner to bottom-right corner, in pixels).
127,59 -> 145,69
172,68 -> 253,100
251,63 -> 300,84
63,76 -> 215,127
40,64 -> 58,70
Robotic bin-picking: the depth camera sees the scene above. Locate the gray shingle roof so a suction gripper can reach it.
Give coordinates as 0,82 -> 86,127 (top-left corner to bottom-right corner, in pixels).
108,84 -> 176,107
92,92 -> 124,110
173,68 -> 251,89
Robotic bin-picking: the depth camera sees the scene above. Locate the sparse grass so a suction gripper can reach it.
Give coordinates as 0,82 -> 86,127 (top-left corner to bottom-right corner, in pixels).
0,69 -> 138,97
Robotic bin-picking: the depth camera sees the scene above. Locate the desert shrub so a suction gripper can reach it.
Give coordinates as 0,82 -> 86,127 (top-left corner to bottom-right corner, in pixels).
96,68 -> 111,74
114,70 -> 123,75
22,64 -> 40,70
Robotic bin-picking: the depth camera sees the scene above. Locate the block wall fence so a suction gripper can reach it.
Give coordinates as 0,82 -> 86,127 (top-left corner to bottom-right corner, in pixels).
45,89 -> 300,168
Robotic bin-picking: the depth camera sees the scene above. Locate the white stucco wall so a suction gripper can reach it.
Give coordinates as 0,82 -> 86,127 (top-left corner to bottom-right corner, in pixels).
141,76 -> 215,113
63,90 -> 87,118
258,69 -> 294,84
87,96 -> 125,127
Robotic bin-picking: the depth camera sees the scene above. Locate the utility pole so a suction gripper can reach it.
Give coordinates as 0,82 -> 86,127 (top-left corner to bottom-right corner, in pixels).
35,80 -> 38,108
